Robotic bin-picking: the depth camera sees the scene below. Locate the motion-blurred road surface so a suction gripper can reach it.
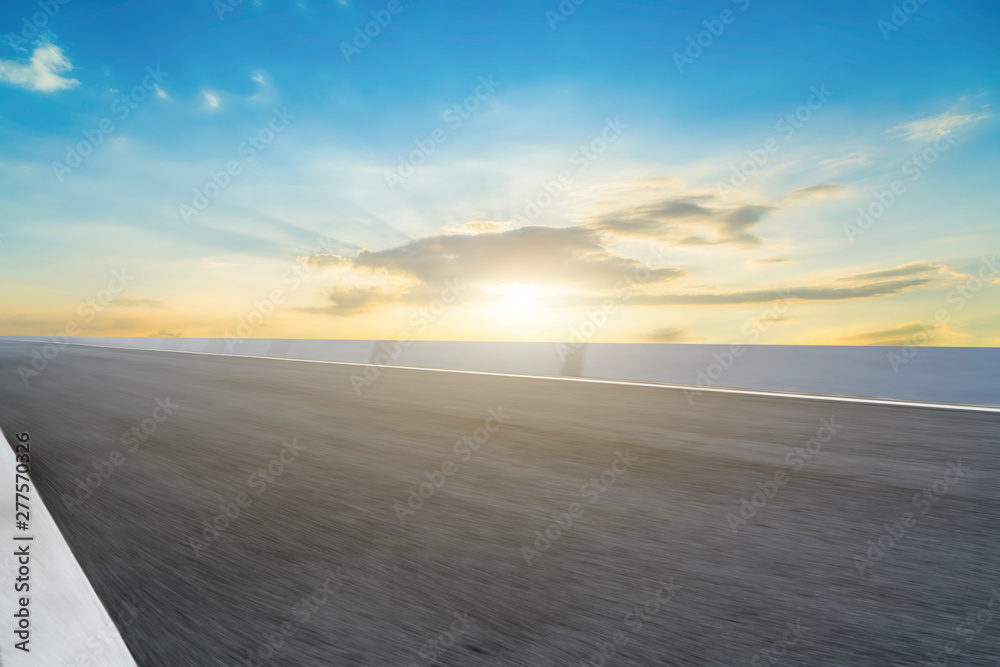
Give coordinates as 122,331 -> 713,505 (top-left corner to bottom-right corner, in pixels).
0,340 -> 997,665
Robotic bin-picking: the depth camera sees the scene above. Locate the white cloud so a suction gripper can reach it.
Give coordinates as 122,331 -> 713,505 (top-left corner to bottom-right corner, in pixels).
818,152 -> 871,169
203,91 -> 220,109
887,107 -> 991,141
0,41 -> 79,93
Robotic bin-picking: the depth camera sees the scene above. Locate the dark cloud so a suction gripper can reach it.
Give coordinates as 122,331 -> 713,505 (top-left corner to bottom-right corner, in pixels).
346,225 -> 684,290
295,286 -> 398,316
786,184 -> 845,200
839,262 -> 941,282
568,276 -> 934,307
839,322 -> 954,346
648,327 -> 691,342
591,197 -> 774,247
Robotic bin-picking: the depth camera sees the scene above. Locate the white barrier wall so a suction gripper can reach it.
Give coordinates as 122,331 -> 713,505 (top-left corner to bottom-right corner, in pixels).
6,338 -> 999,406
0,428 -> 137,667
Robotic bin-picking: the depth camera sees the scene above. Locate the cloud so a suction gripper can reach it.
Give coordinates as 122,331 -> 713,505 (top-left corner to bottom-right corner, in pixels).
295,224 -> 686,316
786,184 -> 846,201
295,217 -> 944,318
296,285 -> 398,316
839,262 -> 942,282
0,41 -> 79,92
344,225 -> 685,290
443,220 -> 521,235
110,295 -> 166,308
754,257 -> 790,264
591,197 -> 774,247
301,254 -> 351,269
887,108 -> 991,141
648,327 -> 692,343
838,322 -> 958,346
149,330 -> 182,338
600,276 -> 935,306
818,153 -> 871,169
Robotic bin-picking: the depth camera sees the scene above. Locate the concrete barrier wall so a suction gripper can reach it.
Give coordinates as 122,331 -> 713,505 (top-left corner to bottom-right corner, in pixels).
6,337 -> 998,406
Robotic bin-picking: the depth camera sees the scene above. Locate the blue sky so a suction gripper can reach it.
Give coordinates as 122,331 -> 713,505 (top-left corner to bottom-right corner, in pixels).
1,0 -> 998,345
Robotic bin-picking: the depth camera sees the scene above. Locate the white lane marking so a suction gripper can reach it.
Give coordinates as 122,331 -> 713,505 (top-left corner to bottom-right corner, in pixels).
2,338 -> 999,414
0,427 -> 137,667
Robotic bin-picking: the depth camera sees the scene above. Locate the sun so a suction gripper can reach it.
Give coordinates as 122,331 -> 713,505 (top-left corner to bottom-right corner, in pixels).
481,283 -> 556,319
495,284 -> 543,316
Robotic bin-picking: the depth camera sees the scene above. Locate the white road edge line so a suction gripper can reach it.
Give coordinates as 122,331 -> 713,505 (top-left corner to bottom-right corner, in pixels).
3,338 -> 999,414
0,426 -> 137,667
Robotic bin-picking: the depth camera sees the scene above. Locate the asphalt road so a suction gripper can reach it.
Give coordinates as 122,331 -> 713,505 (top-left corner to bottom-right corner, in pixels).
0,340 -> 998,666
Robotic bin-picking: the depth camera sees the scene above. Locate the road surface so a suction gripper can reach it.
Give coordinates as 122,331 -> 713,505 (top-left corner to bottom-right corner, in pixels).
0,340 -> 997,665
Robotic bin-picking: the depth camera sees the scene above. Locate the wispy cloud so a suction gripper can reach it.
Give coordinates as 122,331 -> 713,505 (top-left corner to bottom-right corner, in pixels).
838,262 -> 943,282
111,295 -> 166,308
149,330 -> 182,338
786,183 -> 846,201
887,107 -> 991,141
647,327 -> 693,343
0,41 -> 79,92
591,276 -> 937,306
818,153 -> 871,169
838,322 -> 959,346
591,196 -> 774,247
296,285 -> 398,316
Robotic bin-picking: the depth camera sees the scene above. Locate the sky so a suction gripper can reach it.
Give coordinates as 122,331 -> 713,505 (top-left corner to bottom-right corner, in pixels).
0,0 -> 998,346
